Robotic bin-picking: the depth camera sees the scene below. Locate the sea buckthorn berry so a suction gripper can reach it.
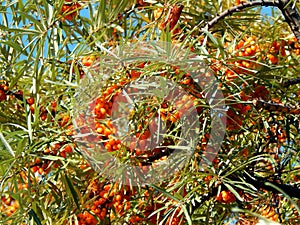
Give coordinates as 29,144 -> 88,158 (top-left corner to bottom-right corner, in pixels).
82,55 -> 97,67
63,144 -> 73,154
216,190 -> 236,203
0,90 -> 6,101
29,105 -> 35,113
237,40 -> 244,49
26,97 -> 34,105
61,1 -> 81,21
58,115 -> 70,127
40,113 -> 47,121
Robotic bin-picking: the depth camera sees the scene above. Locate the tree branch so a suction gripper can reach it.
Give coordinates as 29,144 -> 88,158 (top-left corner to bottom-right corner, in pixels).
204,0 -> 300,43
244,173 -> 300,199
252,99 -> 300,114
283,77 -> 300,87
277,0 -> 300,43
190,186 -> 218,214
190,173 -> 300,214
205,0 -> 280,29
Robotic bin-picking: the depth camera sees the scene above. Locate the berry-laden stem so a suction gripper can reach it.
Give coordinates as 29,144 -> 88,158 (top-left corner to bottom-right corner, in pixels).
203,0 -> 300,43
190,173 -> 300,215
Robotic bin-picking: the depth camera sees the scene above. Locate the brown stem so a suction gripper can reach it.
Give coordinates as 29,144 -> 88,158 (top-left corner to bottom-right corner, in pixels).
206,0 -> 280,29
190,186 -> 218,214
191,174 -> 300,214
277,0 -> 300,43
244,173 -> 300,199
253,99 -> 300,114
283,77 -> 300,87
204,0 -> 300,43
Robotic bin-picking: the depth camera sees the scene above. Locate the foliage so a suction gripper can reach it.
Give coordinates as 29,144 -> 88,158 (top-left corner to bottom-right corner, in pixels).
0,0 -> 299,224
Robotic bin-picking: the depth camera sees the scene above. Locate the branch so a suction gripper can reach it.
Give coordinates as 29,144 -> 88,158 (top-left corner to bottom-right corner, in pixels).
252,99 -> 300,114
277,0 -> 300,43
203,0 -> 300,43
245,173 -> 300,199
190,173 -> 300,214
190,186 -> 218,214
138,147 -> 175,166
205,0 -> 279,29
283,77 -> 300,87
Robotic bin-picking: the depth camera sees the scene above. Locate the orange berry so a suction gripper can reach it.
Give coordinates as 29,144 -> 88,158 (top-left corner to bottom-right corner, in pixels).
40,113 -> 47,121
140,130 -> 151,140
29,105 -> 35,113
27,97 -> 34,105
237,40 -> 244,49
60,151 -> 67,158
38,167 -> 44,175
51,101 -> 57,108
61,5 -> 69,13
245,47 -> 252,55
250,45 -> 257,52
115,194 -> 122,202
31,166 -> 38,173
98,198 -> 106,205
267,54 -> 278,64
130,70 -> 141,79
0,90 -> 6,101
100,107 -> 106,115
64,144 -> 73,154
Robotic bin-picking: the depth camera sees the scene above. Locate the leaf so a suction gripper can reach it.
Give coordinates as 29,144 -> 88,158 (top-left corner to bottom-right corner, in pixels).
29,209 -> 43,225
223,183 -> 244,202
0,40 -> 22,52
7,28 -> 41,35
182,205 -> 192,225
0,130 -> 15,157
64,174 -> 81,209
149,184 -> 181,202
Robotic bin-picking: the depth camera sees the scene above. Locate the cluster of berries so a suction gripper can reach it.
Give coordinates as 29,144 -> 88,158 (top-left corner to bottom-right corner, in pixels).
75,181 -> 132,225
61,0 -> 81,21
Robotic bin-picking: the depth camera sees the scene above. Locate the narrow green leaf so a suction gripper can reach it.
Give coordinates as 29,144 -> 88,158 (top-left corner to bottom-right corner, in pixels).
29,209 -> 42,225
0,131 -> 15,157
182,205 -> 192,225
0,40 -> 22,52
7,28 -> 41,35
223,183 -> 244,202
64,174 -> 80,209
